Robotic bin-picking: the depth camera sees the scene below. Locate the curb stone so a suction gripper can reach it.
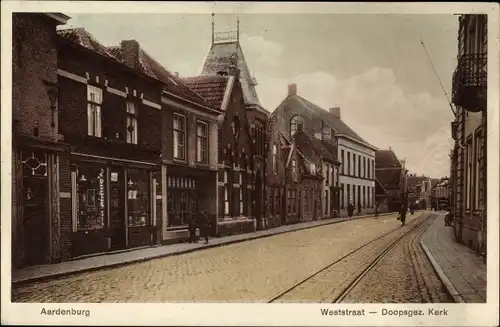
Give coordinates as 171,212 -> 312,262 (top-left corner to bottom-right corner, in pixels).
12,211 -> 400,286
419,222 -> 465,303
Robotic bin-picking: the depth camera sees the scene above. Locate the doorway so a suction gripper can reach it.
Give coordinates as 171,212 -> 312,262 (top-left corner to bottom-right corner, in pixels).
109,168 -> 126,250
23,176 -> 49,267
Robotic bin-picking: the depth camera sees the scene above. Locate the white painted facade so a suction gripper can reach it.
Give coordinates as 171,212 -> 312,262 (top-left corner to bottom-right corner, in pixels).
322,161 -> 339,217
337,136 -> 377,215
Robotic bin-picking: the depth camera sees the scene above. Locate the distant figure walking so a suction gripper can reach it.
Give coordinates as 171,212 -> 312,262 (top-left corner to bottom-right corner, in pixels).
374,201 -> 379,217
198,210 -> 211,244
357,202 -> 362,216
188,216 -> 197,243
399,204 -> 407,226
347,202 -> 354,218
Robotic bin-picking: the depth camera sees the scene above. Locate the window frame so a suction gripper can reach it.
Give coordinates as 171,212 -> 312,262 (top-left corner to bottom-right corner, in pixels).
290,115 -> 304,138
272,143 -> 278,173
126,101 -> 138,144
173,113 -> 187,161
196,120 -> 209,164
87,85 -> 103,138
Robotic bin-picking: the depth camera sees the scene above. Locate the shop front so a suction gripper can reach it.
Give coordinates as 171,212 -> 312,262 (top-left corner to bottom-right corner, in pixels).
163,166 -> 217,244
70,156 -> 161,258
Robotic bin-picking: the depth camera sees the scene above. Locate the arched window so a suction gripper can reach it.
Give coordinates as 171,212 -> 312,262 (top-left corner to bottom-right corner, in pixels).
290,115 -> 304,137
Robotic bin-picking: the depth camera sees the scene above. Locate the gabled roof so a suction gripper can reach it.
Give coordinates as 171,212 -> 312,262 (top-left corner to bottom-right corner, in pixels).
272,94 -> 375,149
57,28 -> 118,59
431,178 -> 440,188
375,149 -> 402,169
321,140 -> 341,165
181,75 -> 232,110
108,45 -> 211,108
199,40 -> 269,115
375,149 -> 404,190
58,28 -> 213,109
407,175 -> 428,191
293,130 -> 340,164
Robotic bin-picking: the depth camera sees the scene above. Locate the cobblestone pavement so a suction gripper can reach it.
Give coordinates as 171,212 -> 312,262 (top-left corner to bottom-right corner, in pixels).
12,212 -> 423,303
270,212 -> 431,303
341,214 -> 453,303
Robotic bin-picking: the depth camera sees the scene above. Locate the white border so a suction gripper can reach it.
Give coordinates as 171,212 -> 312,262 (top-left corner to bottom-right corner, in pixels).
1,2 -> 499,327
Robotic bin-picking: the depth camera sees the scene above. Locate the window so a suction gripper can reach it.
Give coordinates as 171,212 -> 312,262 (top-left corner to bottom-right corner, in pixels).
325,165 -> 330,185
173,114 -> 186,160
466,138 -> 472,210
362,186 -> 366,208
340,183 -> 344,209
322,126 -> 332,140
290,115 -> 304,137
126,102 -> 138,144
272,144 -> 278,173
325,190 -> 328,214
196,121 -> 208,164
239,172 -> 244,215
358,156 -> 361,177
474,132 -> 481,210
341,150 -> 345,175
76,164 -> 106,231
310,163 -> 316,175
347,184 -> 351,204
87,85 -> 102,137
224,171 -> 229,215
127,169 -> 150,227
363,157 -> 366,178
357,185 -> 361,206
353,154 -> 356,177
292,159 -> 298,180
367,159 -> 370,179
347,152 -> 351,175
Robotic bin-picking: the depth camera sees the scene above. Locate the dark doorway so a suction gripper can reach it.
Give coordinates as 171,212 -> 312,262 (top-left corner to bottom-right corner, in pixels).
109,168 -> 126,250
255,172 -> 263,230
23,176 -> 49,267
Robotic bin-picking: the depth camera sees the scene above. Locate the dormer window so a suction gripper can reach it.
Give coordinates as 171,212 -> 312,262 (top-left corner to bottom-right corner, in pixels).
292,159 -> 297,181
231,115 -> 241,140
310,163 -> 316,175
290,115 -> 304,138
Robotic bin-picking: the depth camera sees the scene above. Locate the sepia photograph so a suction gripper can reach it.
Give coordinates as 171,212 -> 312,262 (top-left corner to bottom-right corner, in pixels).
1,1 -> 498,326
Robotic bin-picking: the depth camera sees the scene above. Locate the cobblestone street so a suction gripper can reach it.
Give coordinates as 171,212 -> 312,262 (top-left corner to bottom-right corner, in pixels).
13,213 -> 425,303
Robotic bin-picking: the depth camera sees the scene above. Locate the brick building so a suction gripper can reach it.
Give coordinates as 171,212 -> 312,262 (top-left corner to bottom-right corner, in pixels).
107,39 -> 222,244
12,13 -> 70,269
450,14 -> 487,256
193,18 -> 271,230
183,71 -> 257,237
374,148 -> 408,213
56,28 -> 165,257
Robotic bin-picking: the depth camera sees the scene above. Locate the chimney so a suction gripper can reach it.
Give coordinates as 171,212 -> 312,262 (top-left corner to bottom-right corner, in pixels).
120,40 -> 140,70
329,107 -> 341,119
288,84 -> 297,96
175,72 -> 179,77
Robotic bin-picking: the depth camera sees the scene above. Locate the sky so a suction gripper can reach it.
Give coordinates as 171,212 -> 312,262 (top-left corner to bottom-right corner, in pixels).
61,13 -> 458,178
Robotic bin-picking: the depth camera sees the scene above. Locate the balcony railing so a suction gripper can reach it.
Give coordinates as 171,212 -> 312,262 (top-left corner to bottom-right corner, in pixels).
452,53 -> 487,112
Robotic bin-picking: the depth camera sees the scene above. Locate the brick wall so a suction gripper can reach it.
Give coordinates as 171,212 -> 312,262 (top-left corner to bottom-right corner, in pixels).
12,14 -> 59,141
57,41 -> 163,155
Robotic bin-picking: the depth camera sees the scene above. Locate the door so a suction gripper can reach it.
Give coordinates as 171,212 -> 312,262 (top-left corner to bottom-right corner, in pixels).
109,168 -> 126,250
23,177 -> 49,267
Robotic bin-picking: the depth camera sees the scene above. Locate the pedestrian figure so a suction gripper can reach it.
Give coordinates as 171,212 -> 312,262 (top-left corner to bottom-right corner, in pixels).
374,201 -> 379,217
399,204 -> 407,226
347,202 -> 354,218
198,210 -> 211,244
188,216 -> 198,243
357,202 -> 362,216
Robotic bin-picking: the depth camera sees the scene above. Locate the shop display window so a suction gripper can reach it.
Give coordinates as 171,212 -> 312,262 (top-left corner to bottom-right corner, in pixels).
127,169 -> 150,227
76,165 -> 106,231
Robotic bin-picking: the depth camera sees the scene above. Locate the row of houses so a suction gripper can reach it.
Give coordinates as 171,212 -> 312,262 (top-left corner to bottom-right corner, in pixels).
12,13 -> 407,269
448,14 -> 487,258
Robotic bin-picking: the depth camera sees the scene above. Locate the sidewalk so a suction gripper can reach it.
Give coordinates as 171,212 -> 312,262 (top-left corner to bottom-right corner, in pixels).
420,214 -> 487,303
12,211 -> 395,285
